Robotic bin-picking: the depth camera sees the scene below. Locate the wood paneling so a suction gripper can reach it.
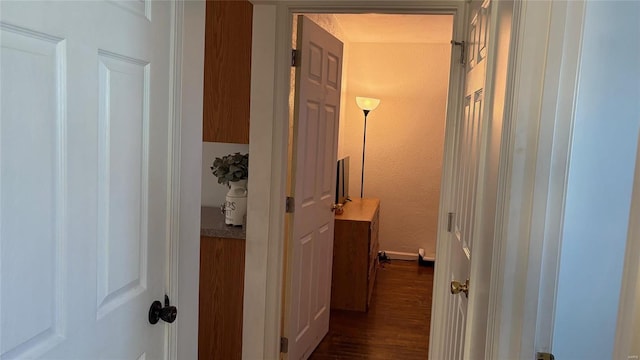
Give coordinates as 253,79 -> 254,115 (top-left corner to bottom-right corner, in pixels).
202,0 -> 252,144
311,260 -> 433,359
198,236 -> 245,360
331,198 -> 380,311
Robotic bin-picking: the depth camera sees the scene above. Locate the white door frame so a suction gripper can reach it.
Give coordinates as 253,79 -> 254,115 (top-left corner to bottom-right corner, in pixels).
485,1 -> 588,358
245,2 -> 463,359
170,1 -> 206,359
519,1 -> 586,356
244,1 -> 584,359
613,131 -> 640,359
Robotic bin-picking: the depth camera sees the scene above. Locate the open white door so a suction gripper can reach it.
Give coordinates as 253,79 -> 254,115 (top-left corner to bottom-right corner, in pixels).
440,0 -> 493,359
1,1 -> 174,358
283,15 -> 343,360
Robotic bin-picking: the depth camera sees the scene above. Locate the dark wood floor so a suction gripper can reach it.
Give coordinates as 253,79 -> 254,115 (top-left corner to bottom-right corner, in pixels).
310,260 -> 434,360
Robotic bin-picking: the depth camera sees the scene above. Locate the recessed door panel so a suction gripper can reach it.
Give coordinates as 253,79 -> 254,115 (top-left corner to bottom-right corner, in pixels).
96,51 -> 150,319
0,25 -> 66,359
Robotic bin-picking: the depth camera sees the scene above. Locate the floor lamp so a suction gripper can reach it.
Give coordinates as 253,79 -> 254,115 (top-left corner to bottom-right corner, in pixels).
356,96 -> 381,198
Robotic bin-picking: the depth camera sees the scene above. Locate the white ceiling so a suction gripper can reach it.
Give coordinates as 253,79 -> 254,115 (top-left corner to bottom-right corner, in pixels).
332,14 -> 454,44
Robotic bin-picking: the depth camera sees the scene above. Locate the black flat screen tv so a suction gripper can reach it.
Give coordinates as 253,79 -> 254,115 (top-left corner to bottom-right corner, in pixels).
336,156 -> 350,204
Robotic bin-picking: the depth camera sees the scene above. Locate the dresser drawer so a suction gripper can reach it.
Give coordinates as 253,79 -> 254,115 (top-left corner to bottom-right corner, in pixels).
367,247 -> 378,308
331,198 -> 380,312
368,239 -> 379,280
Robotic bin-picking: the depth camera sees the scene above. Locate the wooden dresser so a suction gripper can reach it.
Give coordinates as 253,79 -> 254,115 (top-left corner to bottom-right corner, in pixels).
331,198 -> 380,312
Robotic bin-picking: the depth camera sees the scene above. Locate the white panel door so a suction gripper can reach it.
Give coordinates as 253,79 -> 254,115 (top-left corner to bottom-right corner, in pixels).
443,1 -> 492,359
1,1 -> 173,359
284,15 -> 343,360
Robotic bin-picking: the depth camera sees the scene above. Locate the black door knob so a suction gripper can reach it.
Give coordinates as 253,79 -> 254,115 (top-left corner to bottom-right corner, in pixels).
149,295 -> 177,324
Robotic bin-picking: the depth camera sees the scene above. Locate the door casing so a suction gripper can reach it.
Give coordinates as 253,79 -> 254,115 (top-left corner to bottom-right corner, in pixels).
613,121 -> 640,359
245,2 -> 465,359
175,0 -> 632,359
243,0 -> 582,359
172,1 -> 206,359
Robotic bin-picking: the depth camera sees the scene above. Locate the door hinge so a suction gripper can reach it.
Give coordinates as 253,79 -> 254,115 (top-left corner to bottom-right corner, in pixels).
536,352 -> 555,360
451,40 -> 466,65
280,337 -> 289,353
447,212 -> 454,232
285,196 -> 295,213
291,49 -> 299,67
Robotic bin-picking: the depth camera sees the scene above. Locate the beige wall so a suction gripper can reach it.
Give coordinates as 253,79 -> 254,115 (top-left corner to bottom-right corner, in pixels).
340,41 -> 451,258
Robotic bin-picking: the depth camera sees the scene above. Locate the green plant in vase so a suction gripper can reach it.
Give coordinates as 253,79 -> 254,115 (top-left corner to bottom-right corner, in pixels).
211,152 -> 249,226
210,152 -> 249,187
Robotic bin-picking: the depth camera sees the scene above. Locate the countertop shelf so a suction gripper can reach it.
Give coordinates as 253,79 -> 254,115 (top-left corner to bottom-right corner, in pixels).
200,207 -> 246,239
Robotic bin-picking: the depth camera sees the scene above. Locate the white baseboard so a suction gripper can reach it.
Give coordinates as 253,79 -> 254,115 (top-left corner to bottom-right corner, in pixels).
383,250 -> 436,262
421,254 -> 436,262
384,251 -> 419,261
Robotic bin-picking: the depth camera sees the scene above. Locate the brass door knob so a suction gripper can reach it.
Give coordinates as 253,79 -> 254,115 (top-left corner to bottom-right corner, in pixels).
450,279 -> 469,298
331,203 -> 344,214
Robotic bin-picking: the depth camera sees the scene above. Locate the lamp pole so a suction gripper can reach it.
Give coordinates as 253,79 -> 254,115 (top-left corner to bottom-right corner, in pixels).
361,109 -> 370,198
355,96 -> 380,199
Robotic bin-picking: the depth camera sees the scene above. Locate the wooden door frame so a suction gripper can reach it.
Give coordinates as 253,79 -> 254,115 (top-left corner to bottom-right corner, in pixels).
243,0 -> 588,359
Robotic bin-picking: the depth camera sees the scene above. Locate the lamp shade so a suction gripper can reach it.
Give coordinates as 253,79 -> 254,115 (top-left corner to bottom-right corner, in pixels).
356,97 -> 381,111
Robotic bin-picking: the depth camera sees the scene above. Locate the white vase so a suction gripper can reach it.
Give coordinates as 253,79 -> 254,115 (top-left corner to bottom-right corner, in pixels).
224,179 -> 247,226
